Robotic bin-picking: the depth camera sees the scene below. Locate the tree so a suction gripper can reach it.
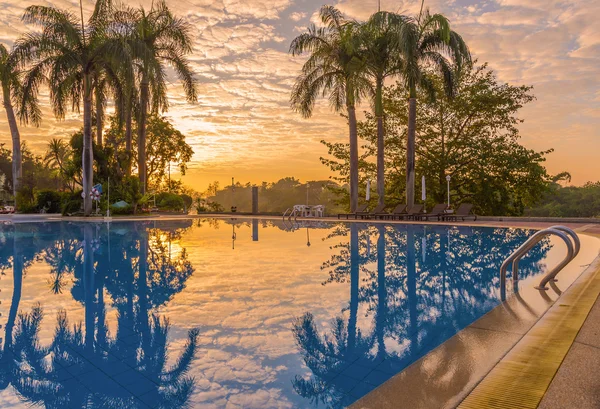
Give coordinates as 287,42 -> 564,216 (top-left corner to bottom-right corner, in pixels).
15,1 -> 129,215
143,115 -> 194,191
321,62 -> 556,216
290,6 -> 371,213
397,7 -> 470,207
0,43 -> 40,209
359,12 -> 408,206
44,138 -> 73,191
115,0 -> 198,194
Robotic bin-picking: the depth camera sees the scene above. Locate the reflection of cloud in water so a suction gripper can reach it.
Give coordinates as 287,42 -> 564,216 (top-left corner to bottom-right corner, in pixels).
1,220 -> 597,408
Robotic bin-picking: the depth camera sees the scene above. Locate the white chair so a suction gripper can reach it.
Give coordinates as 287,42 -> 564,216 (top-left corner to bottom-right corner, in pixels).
313,205 -> 324,217
292,204 -> 306,218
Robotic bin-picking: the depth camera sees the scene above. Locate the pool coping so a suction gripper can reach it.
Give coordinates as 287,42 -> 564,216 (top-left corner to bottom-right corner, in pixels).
2,214 -> 599,408
349,225 -> 600,409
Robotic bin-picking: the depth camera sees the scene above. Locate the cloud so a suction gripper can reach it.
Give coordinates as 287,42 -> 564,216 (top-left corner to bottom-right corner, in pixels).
0,0 -> 598,188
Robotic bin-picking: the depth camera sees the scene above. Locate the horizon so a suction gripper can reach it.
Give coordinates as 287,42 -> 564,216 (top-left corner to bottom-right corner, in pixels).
0,0 -> 599,192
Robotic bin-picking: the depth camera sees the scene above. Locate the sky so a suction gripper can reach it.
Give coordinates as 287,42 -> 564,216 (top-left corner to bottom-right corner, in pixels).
0,0 -> 599,192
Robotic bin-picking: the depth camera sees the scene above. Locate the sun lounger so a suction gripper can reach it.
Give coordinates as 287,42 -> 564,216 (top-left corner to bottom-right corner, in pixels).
442,203 -> 477,221
338,204 -> 368,220
397,204 -> 425,220
417,204 -> 448,221
375,204 -> 407,220
357,203 -> 387,219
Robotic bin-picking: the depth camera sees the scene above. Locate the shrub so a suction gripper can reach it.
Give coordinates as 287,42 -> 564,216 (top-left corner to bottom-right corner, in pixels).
157,192 -> 184,211
207,201 -> 224,212
110,204 -> 134,215
62,190 -> 83,216
36,190 -> 63,213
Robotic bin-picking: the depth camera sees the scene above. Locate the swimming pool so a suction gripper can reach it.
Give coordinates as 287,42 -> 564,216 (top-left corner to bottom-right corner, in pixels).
0,219 -> 592,408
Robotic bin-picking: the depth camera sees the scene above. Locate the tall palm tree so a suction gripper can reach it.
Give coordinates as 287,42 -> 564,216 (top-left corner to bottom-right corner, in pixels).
399,8 -> 470,206
360,12 -> 409,206
0,44 -> 40,209
15,1 -> 129,215
114,0 -> 198,193
290,6 -> 371,213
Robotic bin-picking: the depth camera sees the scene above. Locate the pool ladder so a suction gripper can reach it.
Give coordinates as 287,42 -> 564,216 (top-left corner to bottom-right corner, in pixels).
500,225 -> 580,297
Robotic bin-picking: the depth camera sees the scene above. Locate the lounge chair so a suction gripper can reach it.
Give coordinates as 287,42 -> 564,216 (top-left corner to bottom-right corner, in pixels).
357,203 -> 387,220
374,204 -> 407,220
417,204 -> 448,221
442,203 -> 478,221
338,204 -> 368,220
397,204 -> 425,220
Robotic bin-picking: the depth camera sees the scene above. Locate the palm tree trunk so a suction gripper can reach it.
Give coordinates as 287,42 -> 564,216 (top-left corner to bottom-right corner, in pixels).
83,224 -> 95,353
95,91 -> 103,148
348,105 -> 359,213
4,228 -> 23,351
376,225 -> 387,359
406,90 -> 417,207
82,74 -> 94,215
3,87 -> 22,209
376,78 -> 385,207
406,225 -> 418,354
125,98 -> 133,176
138,77 -> 149,194
347,223 -> 359,356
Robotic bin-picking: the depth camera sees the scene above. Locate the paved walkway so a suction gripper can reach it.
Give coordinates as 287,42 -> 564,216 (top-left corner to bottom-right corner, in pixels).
538,292 -> 600,409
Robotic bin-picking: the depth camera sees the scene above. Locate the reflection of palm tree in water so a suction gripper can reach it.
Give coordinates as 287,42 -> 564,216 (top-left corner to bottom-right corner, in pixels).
292,224 -> 553,407
0,222 -> 200,408
292,224 -> 374,408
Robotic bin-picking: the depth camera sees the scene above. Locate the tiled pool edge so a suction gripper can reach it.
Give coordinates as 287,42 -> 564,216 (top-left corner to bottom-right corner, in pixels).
457,232 -> 600,409
349,229 -> 600,409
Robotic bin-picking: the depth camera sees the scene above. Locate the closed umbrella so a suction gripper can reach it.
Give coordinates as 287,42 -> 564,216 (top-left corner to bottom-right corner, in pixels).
421,176 -> 426,212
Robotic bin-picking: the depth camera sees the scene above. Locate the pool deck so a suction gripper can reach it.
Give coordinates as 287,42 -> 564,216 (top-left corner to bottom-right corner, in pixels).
2,213 -> 600,408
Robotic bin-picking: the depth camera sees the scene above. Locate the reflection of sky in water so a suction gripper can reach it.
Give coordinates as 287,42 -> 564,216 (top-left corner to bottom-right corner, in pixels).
0,219 -> 585,408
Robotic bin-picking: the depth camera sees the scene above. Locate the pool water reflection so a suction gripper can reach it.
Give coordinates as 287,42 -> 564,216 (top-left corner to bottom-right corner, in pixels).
0,219 -> 558,408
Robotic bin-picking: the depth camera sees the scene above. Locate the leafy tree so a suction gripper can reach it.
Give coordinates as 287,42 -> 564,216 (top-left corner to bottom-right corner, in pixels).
525,181 -> 600,217
143,115 -> 194,191
322,62 -> 556,216
290,6 -> 371,213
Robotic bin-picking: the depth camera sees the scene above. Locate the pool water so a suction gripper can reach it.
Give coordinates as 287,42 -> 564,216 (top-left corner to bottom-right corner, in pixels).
0,219 -> 575,408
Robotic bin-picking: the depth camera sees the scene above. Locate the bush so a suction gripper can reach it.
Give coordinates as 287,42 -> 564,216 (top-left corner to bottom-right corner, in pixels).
207,201 -> 224,212
62,200 -> 82,216
62,190 -> 84,216
36,190 -> 63,213
110,204 -> 134,215
156,192 -> 184,211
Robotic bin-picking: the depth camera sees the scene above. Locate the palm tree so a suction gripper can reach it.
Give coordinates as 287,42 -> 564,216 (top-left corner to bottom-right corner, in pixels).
114,0 -> 198,193
399,8 -> 470,206
360,12 -> 409,206
44,138 -> 74,191
0,44 -> 40,209
290,6 -> 371,213
15,1 -> 129,215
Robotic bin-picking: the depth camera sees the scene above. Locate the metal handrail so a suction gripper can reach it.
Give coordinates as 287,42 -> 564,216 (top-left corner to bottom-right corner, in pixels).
552,225 -> 580,258
500,226 -> 577,298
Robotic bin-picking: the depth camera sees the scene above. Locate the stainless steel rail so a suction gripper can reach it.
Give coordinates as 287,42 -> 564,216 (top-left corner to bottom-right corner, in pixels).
500,225 -> 579,297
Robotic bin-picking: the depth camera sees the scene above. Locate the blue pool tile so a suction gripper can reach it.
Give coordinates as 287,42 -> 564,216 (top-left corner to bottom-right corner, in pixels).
341,361 -> 374,381
124,378 -> 158,397
363,369 -> 391,386
348,381 -> 376,399
330,373 -> 360,394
